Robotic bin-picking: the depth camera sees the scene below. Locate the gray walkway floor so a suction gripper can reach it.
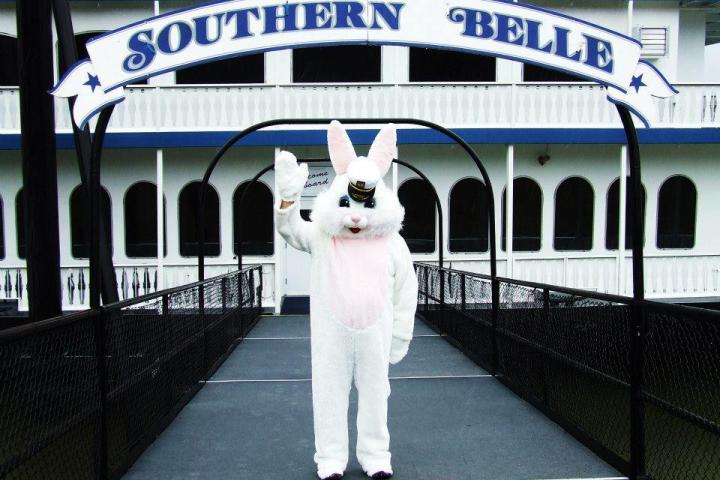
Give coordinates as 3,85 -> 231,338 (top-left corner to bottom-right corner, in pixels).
124,315 -> 625,480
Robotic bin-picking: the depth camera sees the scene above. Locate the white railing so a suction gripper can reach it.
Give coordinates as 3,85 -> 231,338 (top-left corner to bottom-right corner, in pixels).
441,253 -> 720,300
1,83 -> 718,133
0,261 -> 275,312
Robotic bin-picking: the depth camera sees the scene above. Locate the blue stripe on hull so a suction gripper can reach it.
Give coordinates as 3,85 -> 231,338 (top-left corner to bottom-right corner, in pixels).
1,128 -> 719,149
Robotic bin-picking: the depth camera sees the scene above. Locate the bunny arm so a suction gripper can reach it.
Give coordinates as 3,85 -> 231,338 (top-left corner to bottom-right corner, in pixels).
275,200 -> 316,254
389,233 -> 419,364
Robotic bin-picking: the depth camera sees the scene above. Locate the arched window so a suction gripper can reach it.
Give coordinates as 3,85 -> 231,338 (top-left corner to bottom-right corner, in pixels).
410,48 -> 495,82
0,194 -> 4,260
398,179 -> 435,253
293,46 -> 380,82
657,176 -> 696,249
125,182 -> 166,258
176,54 -> 264,84
69,185 -> 112,258
0,34 -> 18,86
449,178 -> 489,252
15,189 -> 24,259
233,182 -> 273,256
502,178 -> 542,252
178,182 -> 220,257
605,178 -> 646,250
554,177 -> 594,251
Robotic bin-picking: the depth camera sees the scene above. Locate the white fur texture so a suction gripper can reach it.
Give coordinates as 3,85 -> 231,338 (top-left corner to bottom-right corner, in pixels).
274,123 -> 418,478
311,173 -> 404,239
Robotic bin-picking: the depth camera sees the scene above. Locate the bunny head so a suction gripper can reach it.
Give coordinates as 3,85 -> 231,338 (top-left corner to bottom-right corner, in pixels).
311,121 -> 404,239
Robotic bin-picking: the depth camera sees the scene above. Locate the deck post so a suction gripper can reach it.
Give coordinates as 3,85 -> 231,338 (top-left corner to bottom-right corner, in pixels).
616,105 -> 648,480
16,0 -> 62,322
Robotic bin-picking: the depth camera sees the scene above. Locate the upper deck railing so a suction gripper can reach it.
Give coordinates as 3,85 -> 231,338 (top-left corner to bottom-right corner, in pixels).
1,82 -> 718,133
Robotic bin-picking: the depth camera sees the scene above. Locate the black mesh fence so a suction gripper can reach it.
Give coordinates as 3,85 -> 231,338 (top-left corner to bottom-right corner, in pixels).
0,266 -> 262,480
416,262 -> 720,480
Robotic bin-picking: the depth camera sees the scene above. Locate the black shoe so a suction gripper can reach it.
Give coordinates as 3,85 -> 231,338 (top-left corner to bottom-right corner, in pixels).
369,472 -> 392,479
320,474 -> 343,480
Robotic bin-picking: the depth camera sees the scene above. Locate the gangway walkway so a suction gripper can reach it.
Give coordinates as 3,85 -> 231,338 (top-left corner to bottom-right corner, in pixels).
123,315 -> 624,480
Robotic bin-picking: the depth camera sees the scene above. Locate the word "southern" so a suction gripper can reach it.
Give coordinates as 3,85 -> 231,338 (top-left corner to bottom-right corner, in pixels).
123,1 -> 404,72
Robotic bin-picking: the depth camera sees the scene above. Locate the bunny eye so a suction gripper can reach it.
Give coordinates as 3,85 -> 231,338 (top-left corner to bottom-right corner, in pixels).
364,198 -> 376,209
339,195 -> 350,208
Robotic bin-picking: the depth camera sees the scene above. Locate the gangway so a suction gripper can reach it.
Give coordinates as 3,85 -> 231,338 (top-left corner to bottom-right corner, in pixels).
122,314 -> 622,480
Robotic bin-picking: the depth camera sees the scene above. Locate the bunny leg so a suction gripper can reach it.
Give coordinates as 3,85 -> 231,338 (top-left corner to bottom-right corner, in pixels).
354,325 -> 393,476
312,323 -> 353,478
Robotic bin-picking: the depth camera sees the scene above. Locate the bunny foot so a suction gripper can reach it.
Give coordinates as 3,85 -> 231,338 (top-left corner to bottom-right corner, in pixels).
319,474 -> 343,480
366,471 -> 393,479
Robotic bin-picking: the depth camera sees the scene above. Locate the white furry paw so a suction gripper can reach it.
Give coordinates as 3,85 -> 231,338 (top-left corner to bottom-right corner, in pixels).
388,338 -> 409,365
275,150 -> 308,202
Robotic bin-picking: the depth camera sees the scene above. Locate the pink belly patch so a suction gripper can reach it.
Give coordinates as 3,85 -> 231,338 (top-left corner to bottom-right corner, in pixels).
327,235 -> 391,329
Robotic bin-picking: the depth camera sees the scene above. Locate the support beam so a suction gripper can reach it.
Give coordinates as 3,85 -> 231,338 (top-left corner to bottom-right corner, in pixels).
156,148 -> 165,290
506,144 -> 514,278
618,146 -> 627,295
16,0 -> 62,321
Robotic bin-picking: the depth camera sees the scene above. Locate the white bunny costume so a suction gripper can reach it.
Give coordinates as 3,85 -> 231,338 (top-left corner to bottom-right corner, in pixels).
274,121 -> 418,480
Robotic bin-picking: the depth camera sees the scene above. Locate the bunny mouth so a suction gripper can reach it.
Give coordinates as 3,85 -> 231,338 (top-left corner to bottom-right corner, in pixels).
349,227 -> 362,234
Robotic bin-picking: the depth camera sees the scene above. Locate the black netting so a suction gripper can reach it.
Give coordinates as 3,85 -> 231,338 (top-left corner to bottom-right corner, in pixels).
415,262 -> 720,480
0,266 -> 262,480
0,314 -> 101,480
643,304 -> 720,480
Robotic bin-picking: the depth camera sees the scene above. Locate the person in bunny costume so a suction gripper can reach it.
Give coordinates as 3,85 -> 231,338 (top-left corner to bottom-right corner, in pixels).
274,121 -> 418,480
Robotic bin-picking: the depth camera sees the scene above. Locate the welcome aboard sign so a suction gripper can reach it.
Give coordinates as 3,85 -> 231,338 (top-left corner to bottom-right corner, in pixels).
51,0 -> 677,129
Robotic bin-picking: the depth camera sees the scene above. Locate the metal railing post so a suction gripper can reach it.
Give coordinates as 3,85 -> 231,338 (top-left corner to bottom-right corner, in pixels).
239,271 -> 246,338
92,308 -> 108,480
200,281 -> 207,379
439,268 -> 445,330
221,277 -> 227,313
542,288 -> 550,404
491,278 -> 500,376
630,302 -> 648,480
460,273 -> 466,311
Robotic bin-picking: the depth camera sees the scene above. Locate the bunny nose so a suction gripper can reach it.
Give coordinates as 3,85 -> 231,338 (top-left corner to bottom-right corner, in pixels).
350,215 -> 361,224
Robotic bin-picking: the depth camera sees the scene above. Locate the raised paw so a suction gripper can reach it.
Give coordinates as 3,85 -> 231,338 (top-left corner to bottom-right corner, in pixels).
275,150 -> 308,202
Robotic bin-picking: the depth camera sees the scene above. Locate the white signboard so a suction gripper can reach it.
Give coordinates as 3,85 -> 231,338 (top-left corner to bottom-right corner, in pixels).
303,166 -> 333,197
51,0 -> 676,128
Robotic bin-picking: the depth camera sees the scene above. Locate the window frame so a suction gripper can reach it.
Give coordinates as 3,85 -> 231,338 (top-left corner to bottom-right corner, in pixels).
501,177 -> 543,253
69,184 -> 114,259
553,176 -> 594,252
605,177 -> 647,251
123,181 -> 167,259
233,180 -> 274,257
448,176 -> 489,254
398,178 -> 437,254
656,175 -> 697,250
178,181 -> 222,258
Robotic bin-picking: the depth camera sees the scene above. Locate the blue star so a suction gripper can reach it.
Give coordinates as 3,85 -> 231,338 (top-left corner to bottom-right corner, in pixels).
629,74 -> 646,93
83,73 -> 101,92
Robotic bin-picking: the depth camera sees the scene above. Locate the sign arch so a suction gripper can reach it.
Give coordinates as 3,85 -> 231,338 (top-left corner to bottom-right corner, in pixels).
52,0 -> 676,128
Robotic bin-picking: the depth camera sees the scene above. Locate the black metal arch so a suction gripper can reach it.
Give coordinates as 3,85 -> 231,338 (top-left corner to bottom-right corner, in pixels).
197,118 -> 498,295
233,158 -> 445,271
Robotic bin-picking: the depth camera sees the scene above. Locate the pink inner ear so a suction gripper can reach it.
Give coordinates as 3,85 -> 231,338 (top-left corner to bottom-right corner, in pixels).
327,120 -> 357,174
367,124 -> 396,176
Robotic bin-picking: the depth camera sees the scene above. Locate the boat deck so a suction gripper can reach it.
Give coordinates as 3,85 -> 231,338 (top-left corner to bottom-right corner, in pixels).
122,315 -> 624,480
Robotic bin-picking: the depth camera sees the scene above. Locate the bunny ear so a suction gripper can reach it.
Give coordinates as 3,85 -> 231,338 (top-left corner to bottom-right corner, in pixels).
327,120 -> 357,175
367,123 -> 396,176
